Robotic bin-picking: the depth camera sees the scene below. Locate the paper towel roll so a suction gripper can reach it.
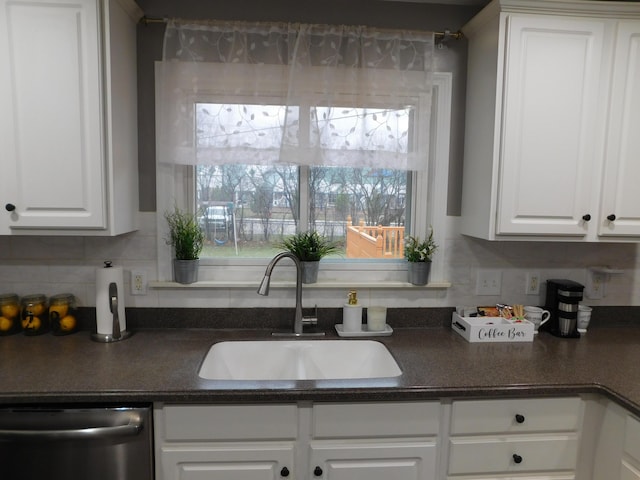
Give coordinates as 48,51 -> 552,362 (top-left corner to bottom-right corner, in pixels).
96,262 -> 126,335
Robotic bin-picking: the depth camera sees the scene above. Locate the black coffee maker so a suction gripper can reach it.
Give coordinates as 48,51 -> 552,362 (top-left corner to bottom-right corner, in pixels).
542,279 -> 584,338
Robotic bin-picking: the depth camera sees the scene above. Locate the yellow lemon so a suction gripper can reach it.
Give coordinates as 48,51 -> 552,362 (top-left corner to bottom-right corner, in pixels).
1,304 -> 19,319
22,316 -> 41,331
49,304 -> 69,319
59,315 -> 77,332
29,303 -> 45,317
0,316 -> 12,331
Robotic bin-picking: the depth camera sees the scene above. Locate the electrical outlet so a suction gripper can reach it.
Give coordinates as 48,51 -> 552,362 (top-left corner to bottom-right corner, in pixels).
585,270 -> 605,299
525,272 -> 540,295
476,269 -> 502,296
131,270 -> 147,295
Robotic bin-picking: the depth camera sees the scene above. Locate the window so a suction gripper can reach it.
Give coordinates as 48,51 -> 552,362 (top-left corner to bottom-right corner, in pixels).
194,102 -> 411,259
156,73 -> 451,284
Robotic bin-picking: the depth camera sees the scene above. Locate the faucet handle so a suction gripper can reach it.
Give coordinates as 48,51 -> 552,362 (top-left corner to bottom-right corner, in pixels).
302,304 -> 318,326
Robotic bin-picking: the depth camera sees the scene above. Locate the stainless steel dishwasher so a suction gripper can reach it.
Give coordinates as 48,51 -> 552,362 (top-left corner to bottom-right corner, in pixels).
0,405 -> 153,479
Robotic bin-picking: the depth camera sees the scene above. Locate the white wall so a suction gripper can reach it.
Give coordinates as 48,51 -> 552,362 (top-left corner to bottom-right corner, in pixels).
0,212 -> 638,310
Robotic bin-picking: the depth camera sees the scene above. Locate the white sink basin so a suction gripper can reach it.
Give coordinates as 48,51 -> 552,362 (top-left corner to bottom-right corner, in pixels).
198,340 -> 402,380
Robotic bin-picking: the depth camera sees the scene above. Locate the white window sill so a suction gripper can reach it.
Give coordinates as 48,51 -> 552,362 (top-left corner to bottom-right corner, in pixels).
149,280 -> 451,290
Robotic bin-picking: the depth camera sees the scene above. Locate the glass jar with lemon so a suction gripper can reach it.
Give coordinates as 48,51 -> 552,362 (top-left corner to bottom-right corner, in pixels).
21,294 -> 49,335
49,293 -> 78,335
0,293 -> 21,335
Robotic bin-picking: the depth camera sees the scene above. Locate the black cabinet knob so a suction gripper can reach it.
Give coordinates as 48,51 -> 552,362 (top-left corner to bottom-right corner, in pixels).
515,414 -> 525,424
607,214 -> 616,221
280,467 -> 290,477
513,453 -> 523,464
314,466 -> 323,476
5,203 -> 15,212
582,214 -> 591,221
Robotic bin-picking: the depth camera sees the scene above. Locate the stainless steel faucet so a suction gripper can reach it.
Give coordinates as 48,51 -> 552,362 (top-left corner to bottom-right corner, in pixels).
257,252 -> 324,337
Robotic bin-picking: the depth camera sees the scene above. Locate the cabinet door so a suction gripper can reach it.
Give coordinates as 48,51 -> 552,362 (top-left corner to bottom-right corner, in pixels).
598,20 -> 640,237
0,0 -> 106,231
159,443 -> 295,480
496,15 -> 605,236
309,441 -> 437,480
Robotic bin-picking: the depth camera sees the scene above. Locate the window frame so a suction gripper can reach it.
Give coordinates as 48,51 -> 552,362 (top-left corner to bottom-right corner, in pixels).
155,69 -> 452,286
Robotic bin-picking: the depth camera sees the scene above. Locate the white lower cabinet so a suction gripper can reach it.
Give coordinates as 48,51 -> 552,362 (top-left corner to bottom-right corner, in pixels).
621,415 -> 640,480
309,402 -> 440,479
446,397 -> 582,479
309,442 -> 436,480
587,396 -> 640,480
155,401 -> 440,480
155,396 -> 605,480
160,444 -> 295,480
155,404 -> 298,480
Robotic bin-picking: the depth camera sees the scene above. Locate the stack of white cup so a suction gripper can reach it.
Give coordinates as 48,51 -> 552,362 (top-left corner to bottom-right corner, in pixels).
577,305 -> 592,333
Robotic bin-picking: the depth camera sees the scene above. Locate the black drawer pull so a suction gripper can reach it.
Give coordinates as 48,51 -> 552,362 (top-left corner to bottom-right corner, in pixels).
314,466 -> 323,476
280,466 -> 290,477
582,214 -> 591,221
5,203 -> 15,212
513,453 -> 523,464
607,214 -> 616,221
515,414 -> 525,424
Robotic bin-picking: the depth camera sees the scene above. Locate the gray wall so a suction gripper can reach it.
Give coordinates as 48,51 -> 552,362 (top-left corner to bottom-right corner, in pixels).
135,0 -> 485,213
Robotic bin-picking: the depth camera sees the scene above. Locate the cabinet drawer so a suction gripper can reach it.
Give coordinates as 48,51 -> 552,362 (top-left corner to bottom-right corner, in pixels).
625,415 -> 640,462
161,404 -> 297,441
313,401 -> 440,438
450,397 -> 581,434
448,435 -> 578,475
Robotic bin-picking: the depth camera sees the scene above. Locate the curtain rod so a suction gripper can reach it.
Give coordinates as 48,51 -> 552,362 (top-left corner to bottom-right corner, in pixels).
139,16 -> 464,41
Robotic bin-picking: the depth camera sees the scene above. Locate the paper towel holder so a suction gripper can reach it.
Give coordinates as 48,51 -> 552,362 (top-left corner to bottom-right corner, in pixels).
92,262 -> 132,343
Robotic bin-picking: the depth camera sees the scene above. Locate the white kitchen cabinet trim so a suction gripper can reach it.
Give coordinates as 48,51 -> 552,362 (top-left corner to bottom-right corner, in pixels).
0,0 -> 140,235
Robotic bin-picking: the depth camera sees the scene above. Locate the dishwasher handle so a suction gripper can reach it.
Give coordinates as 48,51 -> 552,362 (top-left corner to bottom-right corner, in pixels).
0,411 -> 143,441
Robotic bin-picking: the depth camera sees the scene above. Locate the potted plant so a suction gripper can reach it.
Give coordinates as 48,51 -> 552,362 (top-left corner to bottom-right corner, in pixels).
404,227 -> 437,285
274,231 -> 340,283
164,206 -> 205,284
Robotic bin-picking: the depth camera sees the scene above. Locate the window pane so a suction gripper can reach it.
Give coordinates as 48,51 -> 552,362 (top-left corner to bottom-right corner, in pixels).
309,167 -> 407,260
312,106 -> 411,153
196,103 -> 297,165
196,164 -> 299,258
195,103 -> 410,259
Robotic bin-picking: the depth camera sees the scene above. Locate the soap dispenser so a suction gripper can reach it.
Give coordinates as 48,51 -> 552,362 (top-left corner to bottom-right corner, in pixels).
342,290 -> 362,333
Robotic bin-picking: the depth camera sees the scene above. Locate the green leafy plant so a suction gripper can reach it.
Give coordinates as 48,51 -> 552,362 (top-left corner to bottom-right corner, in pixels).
275,231 -> 340,262
164,207 -> 205,260
404,228 -> 437,262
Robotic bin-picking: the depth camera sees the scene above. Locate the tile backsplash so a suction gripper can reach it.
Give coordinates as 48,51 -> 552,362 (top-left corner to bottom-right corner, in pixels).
0,213 -> 638,311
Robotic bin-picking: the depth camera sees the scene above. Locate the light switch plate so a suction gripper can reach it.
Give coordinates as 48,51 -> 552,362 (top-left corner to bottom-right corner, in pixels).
476,269 -> 502,296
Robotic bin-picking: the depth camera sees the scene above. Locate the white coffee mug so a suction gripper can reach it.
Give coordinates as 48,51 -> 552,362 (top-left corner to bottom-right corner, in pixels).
524,306 -> 551,333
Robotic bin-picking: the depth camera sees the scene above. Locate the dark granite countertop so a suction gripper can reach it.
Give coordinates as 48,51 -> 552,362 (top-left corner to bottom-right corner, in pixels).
1,325 -> 640,415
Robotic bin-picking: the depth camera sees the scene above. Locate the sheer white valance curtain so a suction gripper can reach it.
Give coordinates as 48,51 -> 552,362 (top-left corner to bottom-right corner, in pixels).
156,20 -> 435,171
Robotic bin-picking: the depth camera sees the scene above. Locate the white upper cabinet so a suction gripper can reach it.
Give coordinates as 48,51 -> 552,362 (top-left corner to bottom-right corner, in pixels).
460,0 -> 640,241
0,0 -> 140,235
598,21 -> 640,238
